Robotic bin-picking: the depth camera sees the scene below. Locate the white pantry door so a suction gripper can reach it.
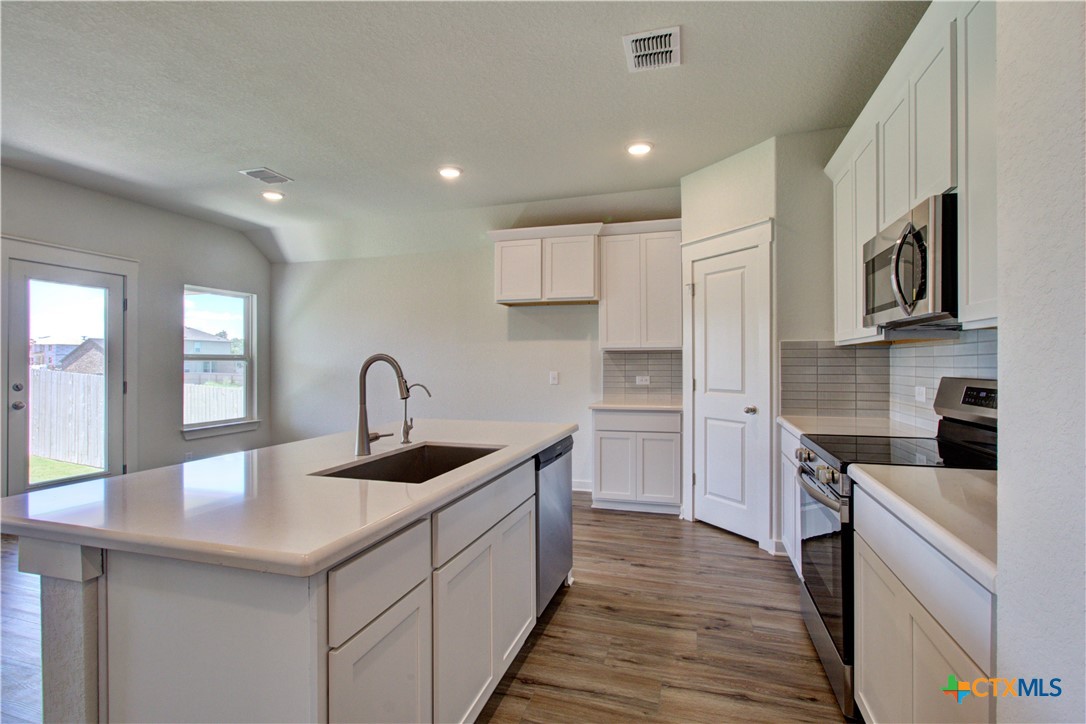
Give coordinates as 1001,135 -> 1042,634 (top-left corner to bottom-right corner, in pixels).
691,243 -> 770,545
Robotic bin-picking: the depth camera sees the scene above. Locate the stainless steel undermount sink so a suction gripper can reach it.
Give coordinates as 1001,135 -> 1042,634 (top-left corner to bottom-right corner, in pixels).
316,444 -> 504,484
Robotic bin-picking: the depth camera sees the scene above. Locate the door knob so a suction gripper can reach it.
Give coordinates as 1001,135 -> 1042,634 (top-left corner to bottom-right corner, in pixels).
743,405 -> 757,415
11,401 -> 26,411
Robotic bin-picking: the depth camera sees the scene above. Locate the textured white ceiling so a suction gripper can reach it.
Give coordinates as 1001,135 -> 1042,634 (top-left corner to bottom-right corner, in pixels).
1,1 -> 928,262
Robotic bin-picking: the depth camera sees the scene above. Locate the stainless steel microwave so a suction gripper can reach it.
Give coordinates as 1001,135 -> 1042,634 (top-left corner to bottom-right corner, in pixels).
862,195 -> 957,328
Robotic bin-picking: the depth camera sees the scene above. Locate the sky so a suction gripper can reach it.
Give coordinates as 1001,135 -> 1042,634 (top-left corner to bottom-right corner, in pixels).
185,291 -> 246,339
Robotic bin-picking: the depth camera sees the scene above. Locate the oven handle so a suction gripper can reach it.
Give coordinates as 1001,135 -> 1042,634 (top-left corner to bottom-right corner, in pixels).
796,466 -> 842,513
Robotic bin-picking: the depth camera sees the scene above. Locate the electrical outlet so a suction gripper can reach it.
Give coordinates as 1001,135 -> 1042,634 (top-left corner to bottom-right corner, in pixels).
549,371 -> 559,385
636,375 -> 650,385
915,385 -> 926,402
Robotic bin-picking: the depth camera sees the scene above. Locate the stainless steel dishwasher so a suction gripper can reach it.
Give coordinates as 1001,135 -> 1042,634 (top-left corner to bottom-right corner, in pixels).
535,436 -> 574,616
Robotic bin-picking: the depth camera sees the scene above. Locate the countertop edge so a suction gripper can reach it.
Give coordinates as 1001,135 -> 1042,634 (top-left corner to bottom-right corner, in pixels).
849,464 -> 996,593
2,422 -> 578,577
589,399 -> 683,411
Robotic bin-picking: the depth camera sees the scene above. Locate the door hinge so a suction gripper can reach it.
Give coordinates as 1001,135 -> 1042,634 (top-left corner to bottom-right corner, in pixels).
122,464 -> 128,474
123,380 -> 128,394
686,282 -> 695,297
692,472 -> 696,488
123,298 -> 128,312
692,379 -> 696,392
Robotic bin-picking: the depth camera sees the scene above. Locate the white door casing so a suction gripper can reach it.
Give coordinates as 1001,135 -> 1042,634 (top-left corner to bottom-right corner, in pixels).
682,222 -> 772,550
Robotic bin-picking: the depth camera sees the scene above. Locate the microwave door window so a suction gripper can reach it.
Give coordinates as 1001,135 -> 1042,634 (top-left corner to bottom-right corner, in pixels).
866,246 -> 899,316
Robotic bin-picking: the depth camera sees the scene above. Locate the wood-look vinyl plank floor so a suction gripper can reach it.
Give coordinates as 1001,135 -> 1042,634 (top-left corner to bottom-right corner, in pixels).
479,494 -> 844,723
2,497 -> 843,724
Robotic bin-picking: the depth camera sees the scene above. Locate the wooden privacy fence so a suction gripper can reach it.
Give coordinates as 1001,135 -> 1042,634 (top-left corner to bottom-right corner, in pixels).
183,383 -> 245,425
30,368 -> 104,467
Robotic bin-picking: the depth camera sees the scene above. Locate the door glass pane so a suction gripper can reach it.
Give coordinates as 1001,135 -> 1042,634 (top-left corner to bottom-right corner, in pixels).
27,280 -> 108,485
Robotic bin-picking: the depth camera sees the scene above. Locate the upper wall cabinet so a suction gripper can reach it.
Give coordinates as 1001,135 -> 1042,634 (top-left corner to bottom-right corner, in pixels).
490,223 -> 603,305
599,220 -> 682,350
826,1 -> 995,343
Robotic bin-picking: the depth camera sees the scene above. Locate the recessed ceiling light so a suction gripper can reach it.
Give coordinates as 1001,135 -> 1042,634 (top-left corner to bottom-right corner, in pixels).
262,190 -> 285,202
438,166 -> 463,179
627,142 -> 654,156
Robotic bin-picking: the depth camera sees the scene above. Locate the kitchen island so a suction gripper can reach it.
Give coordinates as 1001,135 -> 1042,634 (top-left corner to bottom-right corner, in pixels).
1,418 -> 576,723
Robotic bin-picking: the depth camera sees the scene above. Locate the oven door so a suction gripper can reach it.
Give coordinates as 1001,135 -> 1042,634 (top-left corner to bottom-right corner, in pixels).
797,465 -> 852,664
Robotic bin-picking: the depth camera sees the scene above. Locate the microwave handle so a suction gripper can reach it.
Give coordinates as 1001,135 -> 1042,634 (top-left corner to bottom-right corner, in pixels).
889,222 -> 917,315
796,466 -> 842,513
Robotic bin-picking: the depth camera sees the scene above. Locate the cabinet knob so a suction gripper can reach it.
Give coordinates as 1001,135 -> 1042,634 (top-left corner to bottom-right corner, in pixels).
743,405 -> 758,415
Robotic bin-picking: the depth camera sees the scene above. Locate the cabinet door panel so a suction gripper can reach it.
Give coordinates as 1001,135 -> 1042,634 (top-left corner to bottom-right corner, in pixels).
912,21 -> 957,205
854,134 -> 879,246
600,234 -> 642,348
880,92 -> 911,228
638,432 -> 680,505
595,431 -> 637,501
641,231 -> 683,348
492,500 -> 536,669
911,609 -> 990,724
833,168 -> 858,343
958,1 -> 997,324
543,235 -> 597,300
855,534 -> 911,724
494,239 -> 542,302
329,580 -> 433,724
779,453 -> 800,578
433,538 -> 494,724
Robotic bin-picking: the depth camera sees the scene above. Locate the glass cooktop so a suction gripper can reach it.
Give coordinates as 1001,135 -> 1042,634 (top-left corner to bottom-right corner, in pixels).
801,434 -> 998,473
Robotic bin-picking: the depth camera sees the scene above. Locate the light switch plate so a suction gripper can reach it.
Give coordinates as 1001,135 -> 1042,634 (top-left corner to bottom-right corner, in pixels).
915,385 -> 926,402
549,371 -> 559,385
636,375 -> 650,385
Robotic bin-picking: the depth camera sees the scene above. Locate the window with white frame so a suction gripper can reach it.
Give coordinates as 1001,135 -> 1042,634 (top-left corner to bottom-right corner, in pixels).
182,286 -> 255,428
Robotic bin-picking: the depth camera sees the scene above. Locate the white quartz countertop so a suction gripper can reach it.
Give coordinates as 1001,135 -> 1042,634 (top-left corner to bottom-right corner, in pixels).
849,464 -> 997,592
0,419 -> 576,577
778,414 -> 929,439
590,395 -> 683,411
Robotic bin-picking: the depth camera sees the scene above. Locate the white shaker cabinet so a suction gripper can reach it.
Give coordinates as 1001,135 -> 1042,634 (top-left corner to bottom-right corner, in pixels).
599,221 -> 683,350
433,497 -> 536,724
329,580 -> 433,724
855,533 -> 990,724
491,223 -> 603,305
956,0 -> 997,327
911,20 -> 958,206
593,410 -> 681,512
878,90 -> 911,230
832,128 -> 882,345
777,423 -> 802,578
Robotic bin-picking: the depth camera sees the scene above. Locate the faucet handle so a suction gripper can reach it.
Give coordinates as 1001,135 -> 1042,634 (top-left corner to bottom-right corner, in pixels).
408,383 -> 432,398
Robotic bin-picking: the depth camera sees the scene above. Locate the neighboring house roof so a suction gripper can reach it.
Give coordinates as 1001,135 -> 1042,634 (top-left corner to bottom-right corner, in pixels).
184,326 -> 229,342
32,335 -> 87,348
58,338 -> 105,374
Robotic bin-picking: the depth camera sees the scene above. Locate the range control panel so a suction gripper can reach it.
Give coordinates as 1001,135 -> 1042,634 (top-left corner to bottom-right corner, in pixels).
962,386 -> 998,409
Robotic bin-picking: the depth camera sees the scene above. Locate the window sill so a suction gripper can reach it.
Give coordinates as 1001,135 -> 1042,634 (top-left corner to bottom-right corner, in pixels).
182,419 -> 262,441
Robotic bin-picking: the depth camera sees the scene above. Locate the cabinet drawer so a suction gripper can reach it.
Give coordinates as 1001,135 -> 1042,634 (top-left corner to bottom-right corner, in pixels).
855,487 -> 993,672
328,520 -> 431,649
593,410 -> 680,433
433,460 -> 534,568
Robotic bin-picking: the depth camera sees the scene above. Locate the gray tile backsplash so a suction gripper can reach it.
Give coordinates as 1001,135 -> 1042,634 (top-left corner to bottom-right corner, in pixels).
603,351 -> 683,396
780,329 -> 998,432
780,342 -> 890,417
889,329 -> 998,432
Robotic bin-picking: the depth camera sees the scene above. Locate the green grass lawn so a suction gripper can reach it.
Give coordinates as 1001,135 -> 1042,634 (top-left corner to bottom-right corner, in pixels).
29,456 -> 103,484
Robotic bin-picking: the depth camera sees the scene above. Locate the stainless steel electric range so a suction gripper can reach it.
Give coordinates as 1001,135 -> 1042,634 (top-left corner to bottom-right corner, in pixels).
790,377 -> 997,718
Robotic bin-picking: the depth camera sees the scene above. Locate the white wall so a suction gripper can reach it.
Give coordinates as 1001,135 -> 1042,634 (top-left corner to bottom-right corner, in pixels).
270,188 -> 681,486
995,3 -> 1085,721
775,128 -> 846,342
680,137 -> 776,244
1,166 -> 273,471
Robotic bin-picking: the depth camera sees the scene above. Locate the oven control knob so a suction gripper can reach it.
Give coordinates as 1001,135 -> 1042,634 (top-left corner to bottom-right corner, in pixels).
816,466 -> 838,486
794,447 -> 815,463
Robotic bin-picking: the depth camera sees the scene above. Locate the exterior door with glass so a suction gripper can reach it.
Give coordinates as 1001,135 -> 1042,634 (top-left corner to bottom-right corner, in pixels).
6,259 -> 126,495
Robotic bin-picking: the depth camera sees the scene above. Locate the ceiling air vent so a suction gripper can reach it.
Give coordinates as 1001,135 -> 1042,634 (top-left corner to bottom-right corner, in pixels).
623,26 -> 681,73
238,167 -> 293,185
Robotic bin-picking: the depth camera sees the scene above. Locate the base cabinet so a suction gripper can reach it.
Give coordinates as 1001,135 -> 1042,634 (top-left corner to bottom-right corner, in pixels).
592,410 -> 681,512
433,497 -> 536,724
855,532 -> 991,724
329,580 -> 433,724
